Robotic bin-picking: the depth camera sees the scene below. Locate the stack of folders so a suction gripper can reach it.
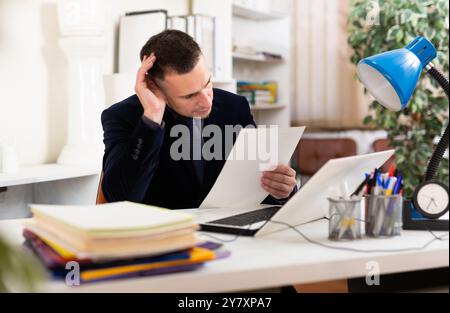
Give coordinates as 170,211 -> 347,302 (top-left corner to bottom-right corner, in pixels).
22,202 -> 229,283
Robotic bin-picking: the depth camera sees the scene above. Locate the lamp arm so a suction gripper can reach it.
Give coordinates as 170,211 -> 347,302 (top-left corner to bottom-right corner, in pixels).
424,65 -> 449,181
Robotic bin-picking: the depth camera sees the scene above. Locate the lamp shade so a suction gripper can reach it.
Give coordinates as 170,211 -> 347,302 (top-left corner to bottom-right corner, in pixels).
357,36 -> 437,111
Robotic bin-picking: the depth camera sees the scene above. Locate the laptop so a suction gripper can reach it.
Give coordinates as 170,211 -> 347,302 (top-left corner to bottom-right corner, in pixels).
199,150 -> 395,237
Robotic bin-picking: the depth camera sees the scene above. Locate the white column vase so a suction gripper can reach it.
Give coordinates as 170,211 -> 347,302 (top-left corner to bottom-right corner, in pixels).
56,0 -> 106,165
0,145 -> 19,174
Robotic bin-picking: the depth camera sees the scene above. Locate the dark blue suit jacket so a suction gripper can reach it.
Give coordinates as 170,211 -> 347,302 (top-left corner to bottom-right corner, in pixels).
101,88 -> 294,209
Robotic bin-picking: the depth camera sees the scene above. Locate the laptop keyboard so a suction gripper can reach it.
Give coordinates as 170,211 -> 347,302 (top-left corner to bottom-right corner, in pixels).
207,206 -> 282,226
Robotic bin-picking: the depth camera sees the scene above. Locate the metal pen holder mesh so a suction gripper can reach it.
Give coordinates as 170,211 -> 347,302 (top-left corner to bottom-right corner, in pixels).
365,195 -> 403,237
328,197 -> 363,241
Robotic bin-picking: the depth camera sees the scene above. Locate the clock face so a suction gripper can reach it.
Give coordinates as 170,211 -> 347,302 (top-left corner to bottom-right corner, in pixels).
413,180 -> 449,219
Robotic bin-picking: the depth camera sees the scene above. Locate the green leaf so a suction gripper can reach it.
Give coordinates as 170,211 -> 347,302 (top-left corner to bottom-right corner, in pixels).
349,31 -> 366,46
423,28 -> 436,40
400,10 -> 414,24
348,0 -> 449,192
386,25 -> 403,42
363,115 -> 373,125
437,0 -> 449,12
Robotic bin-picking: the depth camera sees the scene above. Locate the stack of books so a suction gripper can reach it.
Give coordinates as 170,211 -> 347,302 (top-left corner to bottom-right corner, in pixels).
237,81 -> 278,105
22,202 -> 228,283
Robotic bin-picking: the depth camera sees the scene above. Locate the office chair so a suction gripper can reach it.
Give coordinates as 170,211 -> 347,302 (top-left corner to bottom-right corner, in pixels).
96,172 -> 108,204
372,138 -> 396,172
295,138 -> 357,185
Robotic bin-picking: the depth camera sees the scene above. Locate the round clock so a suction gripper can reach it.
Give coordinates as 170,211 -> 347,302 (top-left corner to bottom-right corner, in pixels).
412,180 -> 449,219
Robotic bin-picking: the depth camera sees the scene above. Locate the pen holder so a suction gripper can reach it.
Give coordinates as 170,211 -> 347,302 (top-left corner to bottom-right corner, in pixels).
365,195 -> 403,237
328,197 -> 363,241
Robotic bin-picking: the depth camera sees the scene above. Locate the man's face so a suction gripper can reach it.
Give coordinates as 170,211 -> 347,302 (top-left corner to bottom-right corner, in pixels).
156,55 -> 213,119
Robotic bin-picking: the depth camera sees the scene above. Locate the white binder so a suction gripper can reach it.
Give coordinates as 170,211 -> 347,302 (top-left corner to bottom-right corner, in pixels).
187,15 -> 216,77
118,10 -> 167,74
168,15 -> 187,32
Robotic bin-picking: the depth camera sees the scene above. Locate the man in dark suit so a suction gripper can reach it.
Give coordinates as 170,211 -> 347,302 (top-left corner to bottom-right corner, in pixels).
101,30 -> 297,209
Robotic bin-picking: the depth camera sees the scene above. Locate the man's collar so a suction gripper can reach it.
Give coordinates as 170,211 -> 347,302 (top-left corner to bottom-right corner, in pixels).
165,105 -> 190,123
164,101 -> 218,126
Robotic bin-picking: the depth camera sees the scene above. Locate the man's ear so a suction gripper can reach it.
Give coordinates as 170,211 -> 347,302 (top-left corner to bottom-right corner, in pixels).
153,76 -> 166,91
153,77 -> 169,103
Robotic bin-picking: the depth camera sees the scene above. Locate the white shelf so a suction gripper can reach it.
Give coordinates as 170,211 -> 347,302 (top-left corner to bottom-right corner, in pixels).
250,104 -> 286,111
0,164 -> 101,188
212,78 -> 236,84
232,3 -> 287,20
232,52 -> 283,64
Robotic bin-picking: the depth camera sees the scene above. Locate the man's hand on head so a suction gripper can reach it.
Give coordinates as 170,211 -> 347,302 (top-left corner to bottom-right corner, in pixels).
135,53 -> 167,125
261,165 -> 297,200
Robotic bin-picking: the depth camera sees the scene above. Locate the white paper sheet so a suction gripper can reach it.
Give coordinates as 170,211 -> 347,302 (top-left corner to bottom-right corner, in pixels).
200,127 -> 305,209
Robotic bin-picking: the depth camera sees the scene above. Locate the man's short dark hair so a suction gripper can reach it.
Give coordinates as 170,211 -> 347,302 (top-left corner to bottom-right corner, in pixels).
140,29 -> 202,80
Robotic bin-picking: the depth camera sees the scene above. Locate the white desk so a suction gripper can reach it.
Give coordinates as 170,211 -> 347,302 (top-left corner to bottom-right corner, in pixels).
0,208 -> 448,293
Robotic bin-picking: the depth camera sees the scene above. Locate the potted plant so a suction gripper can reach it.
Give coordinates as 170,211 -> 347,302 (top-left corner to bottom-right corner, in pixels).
0,235 -> 46,292
348,0 -> 449,196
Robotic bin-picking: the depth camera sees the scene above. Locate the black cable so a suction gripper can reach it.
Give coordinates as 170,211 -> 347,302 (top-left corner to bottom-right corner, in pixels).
425,67 -> 449,181
268,220 -> 448,254
200,222 -> 256,243
428,230 -> 449,241
200,218 -> 449,254
200,230 -> 248,243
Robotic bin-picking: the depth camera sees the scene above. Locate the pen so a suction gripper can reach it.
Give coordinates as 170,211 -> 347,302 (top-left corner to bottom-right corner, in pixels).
375,173 -> 383,195
338,201 -> 357,239
373,199 -> 385,236
383,176 -> 391,194
388,164 -> 396,177
392,175 -> 403,195
353,173 -> 370,197
373,171 -> 390,234
362,170 -> 375,234
368,169 -> 377,195
383,177 -> 398,233
385,177 -> 397,196
386,177 -> 402,235
370,173 -> 384,234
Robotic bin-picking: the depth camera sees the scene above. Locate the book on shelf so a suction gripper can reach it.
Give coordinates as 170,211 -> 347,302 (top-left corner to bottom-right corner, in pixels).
233,45 -> 283,62
237,81 -> 278,105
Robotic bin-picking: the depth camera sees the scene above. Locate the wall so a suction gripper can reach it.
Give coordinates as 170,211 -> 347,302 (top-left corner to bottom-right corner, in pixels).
0,0 -> 189,166
292,0 -> 371,129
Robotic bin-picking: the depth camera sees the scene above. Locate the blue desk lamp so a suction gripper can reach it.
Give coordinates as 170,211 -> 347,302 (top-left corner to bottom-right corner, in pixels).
357,36 -> 449,230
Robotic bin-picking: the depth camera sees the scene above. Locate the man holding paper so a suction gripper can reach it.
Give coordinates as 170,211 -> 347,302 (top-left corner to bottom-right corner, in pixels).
101,30 -> 297,209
